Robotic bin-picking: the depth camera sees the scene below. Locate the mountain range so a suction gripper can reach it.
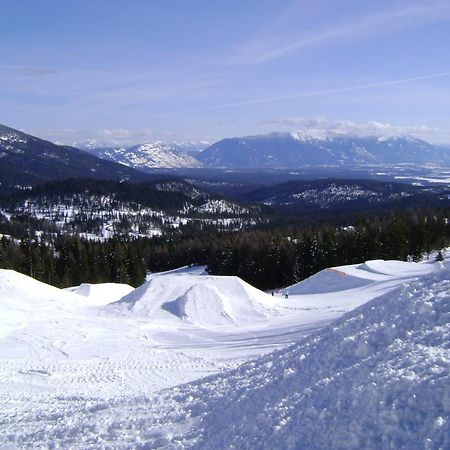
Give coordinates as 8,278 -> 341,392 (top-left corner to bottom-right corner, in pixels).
198,132 -> 450,168
82,132 -> 450,169
2,124 -> 450,195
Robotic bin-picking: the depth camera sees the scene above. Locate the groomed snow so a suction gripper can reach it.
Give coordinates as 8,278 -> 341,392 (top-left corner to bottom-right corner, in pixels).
0,258 -> 446,448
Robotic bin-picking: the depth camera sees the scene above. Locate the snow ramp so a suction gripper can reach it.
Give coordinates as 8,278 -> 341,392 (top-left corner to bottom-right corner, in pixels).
356,259 -> 435,277
286,259 -> 437,295
286,267 -> 373,294
110,274 -> 273,328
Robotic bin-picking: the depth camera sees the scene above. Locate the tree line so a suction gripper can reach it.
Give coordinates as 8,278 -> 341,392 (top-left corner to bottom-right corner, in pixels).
0,207 -> 449,290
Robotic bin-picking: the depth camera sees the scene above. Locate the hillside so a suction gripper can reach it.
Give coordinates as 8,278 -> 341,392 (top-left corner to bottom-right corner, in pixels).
0,124 -> 150,194
234,178 -> 449,214
0,178 -> 265,239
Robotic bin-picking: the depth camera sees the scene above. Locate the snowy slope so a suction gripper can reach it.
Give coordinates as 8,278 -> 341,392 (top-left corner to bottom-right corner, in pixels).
173,263 -> 450,449
0,258 -> 445,448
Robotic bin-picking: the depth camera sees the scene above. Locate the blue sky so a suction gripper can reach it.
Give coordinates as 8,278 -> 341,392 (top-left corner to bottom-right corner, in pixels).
1,0 -> 450,145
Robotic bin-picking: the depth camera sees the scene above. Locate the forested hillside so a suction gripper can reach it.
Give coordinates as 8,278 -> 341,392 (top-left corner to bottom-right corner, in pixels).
1,207 -> 448,289
0,178 -> 267,240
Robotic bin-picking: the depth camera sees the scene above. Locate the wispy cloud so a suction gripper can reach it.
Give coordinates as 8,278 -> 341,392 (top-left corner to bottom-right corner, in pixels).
233,1 -> 450,65
0,64 -> 109,79
22,67 -> 61,77
259,116 -> 327,128
193,71 -> 450,112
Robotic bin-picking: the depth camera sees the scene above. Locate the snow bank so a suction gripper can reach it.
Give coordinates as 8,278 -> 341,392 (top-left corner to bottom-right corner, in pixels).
171,264 -> 450,449
110,273 -> 273,328
65,283 -> 134,305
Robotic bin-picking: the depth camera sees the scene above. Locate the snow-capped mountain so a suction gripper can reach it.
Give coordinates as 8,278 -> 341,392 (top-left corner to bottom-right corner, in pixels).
87,142 -> 205,169
0,124 -> 150,194
198,132 -> 450,168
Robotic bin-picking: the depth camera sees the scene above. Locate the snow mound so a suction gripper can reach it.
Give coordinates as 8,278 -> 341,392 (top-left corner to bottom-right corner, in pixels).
0,269 -> 79,309
65,283 -> 134,305
168,264 -> 450,449
287,267 -> 373,294
0,269 -> 83,336
110,274 -> 273,327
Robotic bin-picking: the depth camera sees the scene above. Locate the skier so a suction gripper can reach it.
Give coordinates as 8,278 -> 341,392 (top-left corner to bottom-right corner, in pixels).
285,292 -> 289,300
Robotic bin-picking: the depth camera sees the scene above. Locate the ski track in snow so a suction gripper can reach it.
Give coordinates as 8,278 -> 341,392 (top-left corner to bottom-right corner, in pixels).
0,259 -> 445,448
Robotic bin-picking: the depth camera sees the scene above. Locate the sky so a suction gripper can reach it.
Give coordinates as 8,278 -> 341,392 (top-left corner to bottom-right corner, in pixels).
1,0 -> 450,146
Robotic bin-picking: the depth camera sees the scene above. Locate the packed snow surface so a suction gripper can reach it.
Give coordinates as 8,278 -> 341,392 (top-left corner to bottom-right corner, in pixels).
0,259 -> 446,448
